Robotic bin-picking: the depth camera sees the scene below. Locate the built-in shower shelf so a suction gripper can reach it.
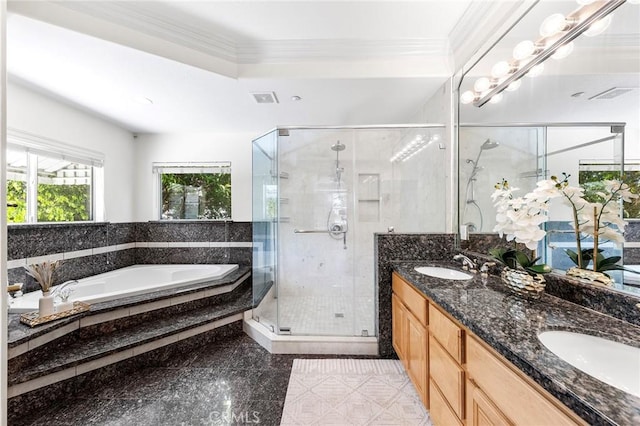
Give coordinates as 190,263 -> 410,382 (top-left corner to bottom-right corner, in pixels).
280,198 -> 289,204
278,217 -> 291,223
358,198 -> 380,202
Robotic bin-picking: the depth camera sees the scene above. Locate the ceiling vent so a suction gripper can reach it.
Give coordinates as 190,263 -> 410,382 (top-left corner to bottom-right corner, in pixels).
251,92 -> 279,104
589,87 -> 635,100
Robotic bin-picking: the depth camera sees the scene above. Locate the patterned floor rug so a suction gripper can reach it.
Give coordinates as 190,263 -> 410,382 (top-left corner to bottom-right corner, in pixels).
280,359 -> 432,425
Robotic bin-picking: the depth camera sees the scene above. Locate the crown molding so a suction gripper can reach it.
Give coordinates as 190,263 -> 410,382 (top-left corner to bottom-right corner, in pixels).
52,1 -> 239,63
237,38 -> 449,64
13,1 -> 452,70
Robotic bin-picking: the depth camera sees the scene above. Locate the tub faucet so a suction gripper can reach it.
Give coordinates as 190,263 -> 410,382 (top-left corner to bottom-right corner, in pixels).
51,280 -> 78,300
453,254 -> 477,272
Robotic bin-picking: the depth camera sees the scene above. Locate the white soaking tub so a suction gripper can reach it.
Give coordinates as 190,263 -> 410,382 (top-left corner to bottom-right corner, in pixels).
8,264 -> 239,314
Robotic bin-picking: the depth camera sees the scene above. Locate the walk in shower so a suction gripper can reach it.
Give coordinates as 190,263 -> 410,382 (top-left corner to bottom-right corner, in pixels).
251,126 -> 446,346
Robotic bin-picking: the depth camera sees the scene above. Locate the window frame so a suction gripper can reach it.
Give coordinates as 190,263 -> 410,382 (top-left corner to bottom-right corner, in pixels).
153,161 -> 232,221
6,128 -> 105,224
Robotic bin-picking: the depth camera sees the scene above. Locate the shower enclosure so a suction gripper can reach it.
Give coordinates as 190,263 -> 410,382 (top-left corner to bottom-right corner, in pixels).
252,126 -> 446,339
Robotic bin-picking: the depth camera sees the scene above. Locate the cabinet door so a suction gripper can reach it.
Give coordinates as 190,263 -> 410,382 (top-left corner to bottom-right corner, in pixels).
392,293 -> 407,363
406,309 -> 428,407
467,379 -> 512,426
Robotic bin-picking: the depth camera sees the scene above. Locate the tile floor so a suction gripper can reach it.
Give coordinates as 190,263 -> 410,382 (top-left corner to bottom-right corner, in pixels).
17,333 -> 292,426
15,333 -> 427,426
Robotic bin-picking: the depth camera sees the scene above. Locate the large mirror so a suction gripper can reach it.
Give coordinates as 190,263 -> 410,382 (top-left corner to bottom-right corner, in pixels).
458,0 -> 640,295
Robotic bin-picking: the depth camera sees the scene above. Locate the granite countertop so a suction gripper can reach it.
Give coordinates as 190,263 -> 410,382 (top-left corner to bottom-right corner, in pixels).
393,261 -> 640,426
8,266 -> 251,347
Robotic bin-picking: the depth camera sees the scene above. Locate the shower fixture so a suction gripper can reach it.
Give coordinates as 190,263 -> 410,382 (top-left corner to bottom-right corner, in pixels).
328,141 -> 348,248
463,139 -> 499,232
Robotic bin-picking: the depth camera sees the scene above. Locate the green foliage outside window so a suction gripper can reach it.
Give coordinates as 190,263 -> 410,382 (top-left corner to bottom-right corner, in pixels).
161,173 -> 231,220
7,180 -> 91,223
579,170 -> 640,219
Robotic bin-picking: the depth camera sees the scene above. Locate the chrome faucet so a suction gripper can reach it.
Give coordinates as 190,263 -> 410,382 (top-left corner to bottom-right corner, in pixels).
453,254 -> 477,272
480,262 -> 496,275
51,280 -> 78,301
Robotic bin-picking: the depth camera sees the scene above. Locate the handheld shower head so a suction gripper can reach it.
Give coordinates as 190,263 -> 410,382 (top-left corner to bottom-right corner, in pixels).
481,139 -> 499,150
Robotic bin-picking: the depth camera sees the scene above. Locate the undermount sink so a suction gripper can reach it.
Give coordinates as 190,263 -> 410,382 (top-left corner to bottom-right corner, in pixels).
414,266 -> 473,280
538,330 -> 640,397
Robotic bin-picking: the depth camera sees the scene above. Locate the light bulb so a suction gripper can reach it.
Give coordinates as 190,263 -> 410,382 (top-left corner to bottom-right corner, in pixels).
489,93 -> 504,104
584,14 -> 613,37
460,90 -> 476,105
526,63 -> 545,78
505,79 -> 522,92
540,13 -> 567,37
551,42 -> 574,60
513,40 -> 535,60
474,77 -> 492,93
491,61 -> 512,79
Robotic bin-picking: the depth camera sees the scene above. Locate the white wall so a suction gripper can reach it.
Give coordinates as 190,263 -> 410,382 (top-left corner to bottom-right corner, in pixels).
133,132 -> 255,222
7,82 -> 136,222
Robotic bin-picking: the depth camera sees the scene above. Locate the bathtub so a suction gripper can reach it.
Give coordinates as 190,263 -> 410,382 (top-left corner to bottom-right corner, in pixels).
8,264 -> 239,314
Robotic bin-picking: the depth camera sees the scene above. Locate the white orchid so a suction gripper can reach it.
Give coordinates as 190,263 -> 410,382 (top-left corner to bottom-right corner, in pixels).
548,173 -> 638,271
492,179 -> 550,250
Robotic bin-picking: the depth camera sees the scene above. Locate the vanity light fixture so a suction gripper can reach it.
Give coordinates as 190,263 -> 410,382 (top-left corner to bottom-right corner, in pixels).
461,0 -> 627,107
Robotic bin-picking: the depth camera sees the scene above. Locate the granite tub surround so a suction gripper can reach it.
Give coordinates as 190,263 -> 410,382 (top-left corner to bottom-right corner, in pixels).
7,220 -> 253,294
393,261 -> 640,426
375,233 -> 457,357
8,265 -> 250,349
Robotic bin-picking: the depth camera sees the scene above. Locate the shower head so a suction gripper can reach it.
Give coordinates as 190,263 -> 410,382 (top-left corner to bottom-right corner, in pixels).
481,139 -> 499,150
331,141 -> 346,152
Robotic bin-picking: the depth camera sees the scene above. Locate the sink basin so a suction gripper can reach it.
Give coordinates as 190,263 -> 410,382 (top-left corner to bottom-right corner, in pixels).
538,330 -> 640,397
414,266 -> 473,280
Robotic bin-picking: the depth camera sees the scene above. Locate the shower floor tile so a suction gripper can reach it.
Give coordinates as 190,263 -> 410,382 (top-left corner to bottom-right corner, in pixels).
256,295 -> 375,336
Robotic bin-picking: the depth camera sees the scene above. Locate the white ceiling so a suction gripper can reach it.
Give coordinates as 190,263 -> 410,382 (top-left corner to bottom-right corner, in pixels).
6,0 -> 488,135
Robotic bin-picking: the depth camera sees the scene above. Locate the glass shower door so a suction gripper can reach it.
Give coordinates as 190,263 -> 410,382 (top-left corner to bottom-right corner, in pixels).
276,129 -> 357,336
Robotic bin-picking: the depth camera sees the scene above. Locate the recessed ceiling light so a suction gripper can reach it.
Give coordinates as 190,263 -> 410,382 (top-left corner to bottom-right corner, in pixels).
571,91 -> 585,98
291,95 -> 302,101
133,96 -> 154,105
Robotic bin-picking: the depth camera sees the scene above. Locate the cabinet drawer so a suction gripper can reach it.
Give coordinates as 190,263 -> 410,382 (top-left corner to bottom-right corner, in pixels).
392,273 -> 427,326
430,380 -> 463,426
429,335 -> 464,419
429,303 -> 464,363
466,335 -> 585,426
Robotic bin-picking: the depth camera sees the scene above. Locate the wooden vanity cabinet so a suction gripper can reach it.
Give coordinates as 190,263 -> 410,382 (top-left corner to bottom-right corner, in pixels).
392,273 -> 428,406
428,304 -> 465,425
391,272 -> 587,426
466,335 -> 586,426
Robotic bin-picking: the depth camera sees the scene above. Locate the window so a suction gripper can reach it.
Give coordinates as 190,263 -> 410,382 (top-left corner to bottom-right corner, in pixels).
6,130 -> 104,223
154,162 -> 231,220
579,161 -> 640,219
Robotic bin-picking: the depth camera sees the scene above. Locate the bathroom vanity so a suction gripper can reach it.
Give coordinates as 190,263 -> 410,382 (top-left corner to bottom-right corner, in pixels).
391,263 -> 640,425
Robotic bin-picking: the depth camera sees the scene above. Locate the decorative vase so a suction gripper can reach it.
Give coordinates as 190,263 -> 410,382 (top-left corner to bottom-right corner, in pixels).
565,267 -> 614,287
38,291 -> 55,317
500,267 -> 546,299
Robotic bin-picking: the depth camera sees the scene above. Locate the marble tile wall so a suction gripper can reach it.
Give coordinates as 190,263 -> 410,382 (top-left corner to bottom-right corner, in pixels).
7,222 -> 252,293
